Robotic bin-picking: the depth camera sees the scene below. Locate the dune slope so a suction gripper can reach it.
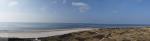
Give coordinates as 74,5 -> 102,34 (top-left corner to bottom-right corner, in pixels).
39,28 -> 150,41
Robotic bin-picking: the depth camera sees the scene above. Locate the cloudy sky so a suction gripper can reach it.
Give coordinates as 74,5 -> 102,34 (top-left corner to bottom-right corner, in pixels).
0,0 -> 150,24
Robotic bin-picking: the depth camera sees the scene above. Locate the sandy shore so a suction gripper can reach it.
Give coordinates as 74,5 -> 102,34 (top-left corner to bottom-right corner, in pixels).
0,28 -> 96,38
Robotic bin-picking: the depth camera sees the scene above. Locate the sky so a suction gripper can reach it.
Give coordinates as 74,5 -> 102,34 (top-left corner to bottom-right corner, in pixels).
0,0 -> 150,24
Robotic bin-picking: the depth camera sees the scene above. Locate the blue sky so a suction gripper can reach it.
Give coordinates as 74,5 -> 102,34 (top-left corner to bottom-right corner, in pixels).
0,0 -> 150,24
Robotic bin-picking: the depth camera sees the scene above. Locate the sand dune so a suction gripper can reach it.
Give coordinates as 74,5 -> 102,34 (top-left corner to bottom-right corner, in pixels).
44,28 -> 150,41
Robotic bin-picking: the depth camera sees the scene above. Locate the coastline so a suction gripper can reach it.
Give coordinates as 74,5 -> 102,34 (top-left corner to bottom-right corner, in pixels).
1,27 -> 150,41
0,28 -> 97,38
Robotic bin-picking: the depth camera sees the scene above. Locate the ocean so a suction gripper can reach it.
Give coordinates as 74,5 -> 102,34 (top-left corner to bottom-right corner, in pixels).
0,22 -> 149,31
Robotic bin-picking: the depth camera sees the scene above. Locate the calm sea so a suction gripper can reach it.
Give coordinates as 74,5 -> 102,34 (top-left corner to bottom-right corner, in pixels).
0,22 -> 149,30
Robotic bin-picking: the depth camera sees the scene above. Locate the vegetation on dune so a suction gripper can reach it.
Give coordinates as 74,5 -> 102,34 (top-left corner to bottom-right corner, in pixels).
9,28 -> 150,41
39,28 -> 150,41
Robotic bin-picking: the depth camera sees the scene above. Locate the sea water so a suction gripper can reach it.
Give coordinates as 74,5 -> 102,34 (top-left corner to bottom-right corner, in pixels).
0,22 -> 148,31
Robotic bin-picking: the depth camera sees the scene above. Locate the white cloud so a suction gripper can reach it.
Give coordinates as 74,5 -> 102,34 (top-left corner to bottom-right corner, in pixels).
48,0 -> 90,13
72,2 -> 90,13
72,2 -> 88,7
0,0 -> 7,4
8,1 -> 19,7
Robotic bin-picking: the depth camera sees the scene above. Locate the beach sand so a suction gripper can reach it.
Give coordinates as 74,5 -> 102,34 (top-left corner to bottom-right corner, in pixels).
0,28 -> 96,38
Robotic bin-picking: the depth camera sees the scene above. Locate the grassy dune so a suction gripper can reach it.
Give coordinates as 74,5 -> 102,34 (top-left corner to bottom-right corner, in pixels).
38,28 -> 150,41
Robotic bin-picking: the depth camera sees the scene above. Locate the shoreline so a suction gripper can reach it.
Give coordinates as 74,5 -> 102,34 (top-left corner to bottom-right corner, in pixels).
0,28 -> 97,38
